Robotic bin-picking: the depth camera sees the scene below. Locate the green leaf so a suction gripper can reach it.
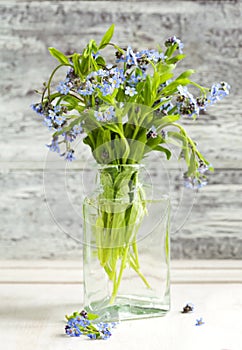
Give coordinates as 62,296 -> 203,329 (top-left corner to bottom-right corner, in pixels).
83,47 -> 89,58
65,311 -> 79,321
158,114 -> 180,127
88,39 -> 98,53
44,92 -> 61,102
152,98 -> 172,112
90,55 -> 99,70
165,43 -> 179,58
160,78 -> 190,96
176,69 -> 195,80
72,53 -> 83,77
154,145 -> 172,159
61,95 -> 79,108
97,91 -> 114,104
159,72 -> 174,85
156,61 -> 175,74
187,152 -> 197,176
152,71 -> 161,92
143,76 -> 152,105
83,134 -> 95,151
48,47 -> 69,65
166,54 -> 186,65
96,56 -> 106,67
145,135 -> 163,152
208,164 -> 214,172
104,123 -> 123,137
175,78 -> 191,86
87,313 -> 99,320
98,24 -> 115,50
168,131 -> 190,164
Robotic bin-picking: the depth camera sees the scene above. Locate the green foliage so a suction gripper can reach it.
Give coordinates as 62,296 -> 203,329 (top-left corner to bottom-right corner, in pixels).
166,54 -> 186,65
48,47 -> 70,65
39,24 -> 220,190
65,310 -> 98,321
176,69 -> 195,80
72,53 -> 83,77
98,24 -> 115,49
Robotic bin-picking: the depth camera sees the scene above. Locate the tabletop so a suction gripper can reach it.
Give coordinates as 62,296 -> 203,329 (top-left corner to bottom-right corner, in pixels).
1,260 -> 242,350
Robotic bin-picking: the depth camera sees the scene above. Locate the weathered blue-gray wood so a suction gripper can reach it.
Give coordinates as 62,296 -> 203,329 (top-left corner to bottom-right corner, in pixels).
0,1 -> 241,259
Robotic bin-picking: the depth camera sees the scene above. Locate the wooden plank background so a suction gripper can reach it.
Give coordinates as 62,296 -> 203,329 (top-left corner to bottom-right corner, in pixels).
0,1 -> 241,259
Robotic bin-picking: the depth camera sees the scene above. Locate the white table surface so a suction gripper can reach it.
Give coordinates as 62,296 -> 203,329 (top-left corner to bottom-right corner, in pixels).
0,260 -> 242,350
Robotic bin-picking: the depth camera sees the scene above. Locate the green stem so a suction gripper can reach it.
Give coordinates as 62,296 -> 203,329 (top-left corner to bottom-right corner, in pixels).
129,257 -> 151,289
103,263 -> 113,280
69,91 -> 85,103
42,63 -> 71,102
171,122 -> 209,163
96,167 -> 150,305
110,244 -> 129,304
132,241 -> 140,268
190,81 -> 209,95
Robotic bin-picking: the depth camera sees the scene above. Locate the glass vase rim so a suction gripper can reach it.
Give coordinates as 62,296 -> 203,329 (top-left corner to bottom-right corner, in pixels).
97,163 -> 145,171
84,193 -> 170,205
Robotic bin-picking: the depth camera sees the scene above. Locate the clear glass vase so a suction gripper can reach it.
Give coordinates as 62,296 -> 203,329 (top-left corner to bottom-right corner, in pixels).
83,164 -> 170,322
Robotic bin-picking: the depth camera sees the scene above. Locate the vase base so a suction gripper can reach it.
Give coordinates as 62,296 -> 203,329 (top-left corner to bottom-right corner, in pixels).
85,295 -> 170,322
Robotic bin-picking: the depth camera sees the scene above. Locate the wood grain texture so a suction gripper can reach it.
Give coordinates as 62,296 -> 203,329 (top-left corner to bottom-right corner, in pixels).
0,1 -> 241,259
0,260 -> 242,283
0,168 -> 241,259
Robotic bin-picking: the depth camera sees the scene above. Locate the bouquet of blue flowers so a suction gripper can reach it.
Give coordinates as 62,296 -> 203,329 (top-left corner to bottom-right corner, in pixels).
32,25 -> 230,302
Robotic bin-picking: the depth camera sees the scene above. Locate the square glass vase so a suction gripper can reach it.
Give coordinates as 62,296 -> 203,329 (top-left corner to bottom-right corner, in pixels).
82,177 -> 170,322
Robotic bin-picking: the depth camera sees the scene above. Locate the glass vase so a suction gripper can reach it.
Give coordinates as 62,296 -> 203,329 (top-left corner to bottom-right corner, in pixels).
83,164 -> 170,322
